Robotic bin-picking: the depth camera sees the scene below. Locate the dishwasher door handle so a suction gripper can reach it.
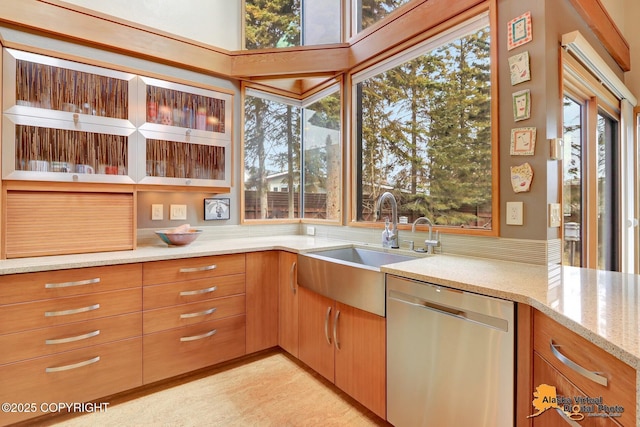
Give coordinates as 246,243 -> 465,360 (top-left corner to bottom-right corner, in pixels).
388,290 -> 509,332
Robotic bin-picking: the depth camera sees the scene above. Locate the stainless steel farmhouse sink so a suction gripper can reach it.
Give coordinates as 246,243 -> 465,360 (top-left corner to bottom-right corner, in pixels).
296,247 -> 417,316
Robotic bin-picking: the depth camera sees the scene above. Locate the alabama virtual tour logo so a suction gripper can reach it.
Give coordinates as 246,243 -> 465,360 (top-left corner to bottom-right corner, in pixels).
528,384 -> 624,421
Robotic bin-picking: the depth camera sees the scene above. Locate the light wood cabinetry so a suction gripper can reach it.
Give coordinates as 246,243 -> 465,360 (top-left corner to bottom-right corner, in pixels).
530,309 -> 635,426
0,263 -> 143,426
245,251 -> 279,354
298,286 -> 386,419
278,251 -> 299,357
141,254 -> 247,384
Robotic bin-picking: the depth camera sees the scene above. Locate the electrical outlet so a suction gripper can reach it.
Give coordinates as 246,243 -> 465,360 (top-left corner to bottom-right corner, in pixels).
170,204 -> 187,220
506,201 -> 523,225
307,226 -> 316,236
151,204 -> 163,220
549,203 -> 562,227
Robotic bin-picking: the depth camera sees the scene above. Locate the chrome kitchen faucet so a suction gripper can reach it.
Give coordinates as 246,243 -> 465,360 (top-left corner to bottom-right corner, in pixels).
376,192 -> 399,249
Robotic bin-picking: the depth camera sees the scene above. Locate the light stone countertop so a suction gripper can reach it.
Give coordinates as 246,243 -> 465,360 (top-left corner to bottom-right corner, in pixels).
1,235 -> 638,421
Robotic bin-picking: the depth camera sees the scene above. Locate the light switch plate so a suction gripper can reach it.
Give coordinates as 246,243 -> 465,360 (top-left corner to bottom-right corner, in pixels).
549,203 -> 562,227
170,204 -> 187,220
506,201 -> 523,225
151,204 -> 163,220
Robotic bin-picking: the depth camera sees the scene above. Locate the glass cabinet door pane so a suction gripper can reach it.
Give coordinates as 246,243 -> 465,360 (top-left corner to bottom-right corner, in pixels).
146,139 -> 225,180
145,86 -> 225,133
15,59 -> 128,119
15,125 -> 128,175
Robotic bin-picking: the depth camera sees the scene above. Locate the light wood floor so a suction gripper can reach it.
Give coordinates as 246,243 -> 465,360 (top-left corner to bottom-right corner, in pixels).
35,349 -> 391,427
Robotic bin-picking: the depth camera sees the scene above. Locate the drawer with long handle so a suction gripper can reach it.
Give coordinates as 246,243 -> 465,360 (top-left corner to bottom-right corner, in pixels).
0,264 -> 142,305
533,309 -> 635,424
0,288 -> 141,334
143,294 -> 245,333
142,314 -> 245,384
143,274 -> 245,310
0,312 -> 142,365
0,337 -> 142,426
142,254 -> 245,285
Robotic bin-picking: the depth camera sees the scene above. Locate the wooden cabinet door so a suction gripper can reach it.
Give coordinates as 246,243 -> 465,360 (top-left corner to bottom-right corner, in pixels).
278,251 -> 299,357
298,286 -> 335,383
334,302 -> 386,420
245,251 -> 278,354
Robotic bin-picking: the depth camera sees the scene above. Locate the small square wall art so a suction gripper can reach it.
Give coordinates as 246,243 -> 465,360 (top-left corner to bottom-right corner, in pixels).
512,89 -> 531,122
508,51 -> 531,85
510,127 -> 536,156
507,12 -> 532,50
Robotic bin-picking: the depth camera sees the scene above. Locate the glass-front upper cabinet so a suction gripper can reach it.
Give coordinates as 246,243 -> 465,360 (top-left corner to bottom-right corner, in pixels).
136,77 -> 232,187
2,48 -> 137,183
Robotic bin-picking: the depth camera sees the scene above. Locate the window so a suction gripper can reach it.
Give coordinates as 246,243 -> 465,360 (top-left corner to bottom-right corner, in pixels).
243,87 -> 341,221
352,15 -> 493,230
355,0 -> 411,33
245,0 -> 341,49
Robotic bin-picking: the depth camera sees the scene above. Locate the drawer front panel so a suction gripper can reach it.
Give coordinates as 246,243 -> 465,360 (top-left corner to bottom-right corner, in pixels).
0,337 -> 142,426
0,263 -> 142,305
143,294 -> 245,334
143,274 -> 245,310
143,314 -> 245,384
0,288 -> 141,334
0,312 -> 142,365
142,254 -> 245,285
533,310 -> 635,424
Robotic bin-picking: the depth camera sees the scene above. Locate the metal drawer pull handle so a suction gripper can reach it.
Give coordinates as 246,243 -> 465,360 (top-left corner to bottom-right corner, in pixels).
45,303 -> 100,317
45,278 -> 100,289
289,261 -> 297,295
324,306 -> 332,345
179,285 -> 217,296
333,310 -> 341,350
45,356 -> 100,373
179,264 -> 217,273
180,307 -> 217,319
180,329 -> 217,342
45,330 -> 100,345
550,340 -> 608,386
554,407 -> 583,425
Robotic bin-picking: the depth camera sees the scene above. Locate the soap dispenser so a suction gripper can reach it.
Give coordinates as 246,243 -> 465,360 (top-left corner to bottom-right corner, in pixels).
382,218 -> 391,248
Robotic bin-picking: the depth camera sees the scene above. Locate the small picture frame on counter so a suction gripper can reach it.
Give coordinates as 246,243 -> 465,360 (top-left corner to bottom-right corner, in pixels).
204,198 -> 230,220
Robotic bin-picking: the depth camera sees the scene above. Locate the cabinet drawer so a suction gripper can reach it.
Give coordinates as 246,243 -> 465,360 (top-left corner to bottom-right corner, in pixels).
0,288 -> 141,334
143,314 -> 245,384
0,263 -> 142,305
143,294 -> 245,334
143,274 -> 245,310
142,254 -> 245,285
0,337 -> 142,426
532,352 -> 622,426
0,312 -> 142,365
533,310 -> 635,424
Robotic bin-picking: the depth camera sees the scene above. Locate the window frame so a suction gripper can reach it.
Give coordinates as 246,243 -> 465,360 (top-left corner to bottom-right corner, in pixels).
240,81 -> 344,224
348,11 -> 500,236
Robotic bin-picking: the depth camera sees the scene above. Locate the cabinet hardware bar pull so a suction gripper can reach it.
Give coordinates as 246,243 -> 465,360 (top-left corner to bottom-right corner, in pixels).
550,340 -> 608,386
45,330 -> 100,345
180,285 -> 217,296
180,329 -> 217,342
324,306 -> 332,345
554,407 -> 583,426
180,307 -> 217,319
333,310 -> 341,350
45,303 -> 100,317
289,262 -> 297,295
179,264 -> 217,273
45,278 -> 100,289
45,356 -> 100,373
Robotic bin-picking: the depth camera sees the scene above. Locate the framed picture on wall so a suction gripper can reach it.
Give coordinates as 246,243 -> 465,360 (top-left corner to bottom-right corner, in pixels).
510,127 -> 536,155
508,51 -> 531,85
204,198 -> 230,220
512,89 -> 531,121
507,12 -> 532,50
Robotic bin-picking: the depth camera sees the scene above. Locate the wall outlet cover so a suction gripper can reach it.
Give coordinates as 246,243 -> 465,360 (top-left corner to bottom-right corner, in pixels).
506,201 -> 524,225
170,204 -> 187,220
151,204 -> 163,220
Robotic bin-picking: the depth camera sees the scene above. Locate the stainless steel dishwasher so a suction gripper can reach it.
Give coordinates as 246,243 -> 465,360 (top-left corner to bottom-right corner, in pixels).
387,275 -> 514,427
